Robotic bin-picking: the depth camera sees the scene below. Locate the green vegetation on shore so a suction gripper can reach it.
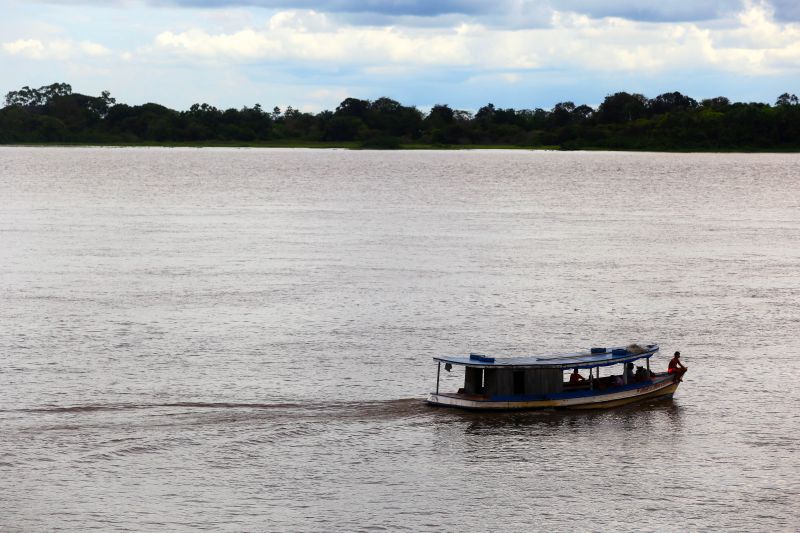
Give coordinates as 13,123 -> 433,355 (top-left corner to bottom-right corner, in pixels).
2,82 -> 799,151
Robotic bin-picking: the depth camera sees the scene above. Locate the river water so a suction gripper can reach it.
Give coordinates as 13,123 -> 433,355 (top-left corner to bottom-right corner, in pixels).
1,147 -> 799,531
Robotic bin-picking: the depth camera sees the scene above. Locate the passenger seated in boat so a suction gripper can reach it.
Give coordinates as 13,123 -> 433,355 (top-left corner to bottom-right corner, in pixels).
625,363 -> 635,382
668,351 -> 687,381
634,365 -> 649,382
569,368 -> 586,384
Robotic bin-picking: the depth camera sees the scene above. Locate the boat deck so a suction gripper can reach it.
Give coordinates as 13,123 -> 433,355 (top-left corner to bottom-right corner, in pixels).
432,373 -> 677,405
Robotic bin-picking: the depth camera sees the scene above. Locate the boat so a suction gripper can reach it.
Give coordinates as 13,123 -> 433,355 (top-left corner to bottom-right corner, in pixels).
426,343 -> 685,410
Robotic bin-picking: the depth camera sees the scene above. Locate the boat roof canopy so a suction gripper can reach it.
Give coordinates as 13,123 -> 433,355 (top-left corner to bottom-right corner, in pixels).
433,344 -> 659,370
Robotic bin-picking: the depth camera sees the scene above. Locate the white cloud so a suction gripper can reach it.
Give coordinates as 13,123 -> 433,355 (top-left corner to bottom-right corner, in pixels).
141,5 -> 800,76
466,72 -> 524,85
154,29 -> 282,59
150,11 -> 471,65
2,37 -> 112,60
80,41 -> 112,57
2,39 -> 46,59
268,9 -> 333,32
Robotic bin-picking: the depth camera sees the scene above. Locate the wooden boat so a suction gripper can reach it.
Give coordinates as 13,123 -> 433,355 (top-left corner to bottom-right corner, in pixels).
426,343 -> 684,410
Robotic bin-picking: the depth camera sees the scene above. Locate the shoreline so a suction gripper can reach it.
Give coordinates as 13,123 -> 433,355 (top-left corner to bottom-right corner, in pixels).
1,142 -> 799,153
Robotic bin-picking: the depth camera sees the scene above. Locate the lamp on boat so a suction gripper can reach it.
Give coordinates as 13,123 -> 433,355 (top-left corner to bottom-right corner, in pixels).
444,363 -> 452,372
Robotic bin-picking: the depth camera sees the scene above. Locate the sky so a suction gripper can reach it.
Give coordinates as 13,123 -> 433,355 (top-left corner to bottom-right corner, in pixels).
1,0 -> 799,112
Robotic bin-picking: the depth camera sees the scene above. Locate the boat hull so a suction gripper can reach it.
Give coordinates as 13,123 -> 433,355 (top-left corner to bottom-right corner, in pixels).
426,375 -> 680,411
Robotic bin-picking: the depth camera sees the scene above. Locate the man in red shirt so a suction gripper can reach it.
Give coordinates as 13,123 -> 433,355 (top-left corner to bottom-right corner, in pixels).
668,351 -> 687,381
569,368 -> 586,384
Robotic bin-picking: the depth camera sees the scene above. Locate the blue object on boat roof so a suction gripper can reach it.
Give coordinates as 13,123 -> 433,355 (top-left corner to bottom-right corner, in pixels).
435,344 -> 659,370
590,347 -> 607,354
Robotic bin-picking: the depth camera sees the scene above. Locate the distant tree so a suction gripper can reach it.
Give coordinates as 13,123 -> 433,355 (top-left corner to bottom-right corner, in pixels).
368,97 -> 398,126
335,97 -> 370,118
364,97 -> 422,138
2,80 -> 799,150
235,104 -> 271,140
282,107 -> 320,139
4,82 -> 73,107
475,103 -> 496,123
284,106 -> 300,119
188,103 -> 219,115
775,93 -> 799,106
325,115 -> 364,141
550,101 -> 575,127
516,108 -> 548,130
700,97 -> 730,112
426,104 -> 455,127
423,106 -> 474,144
597,92 -> 647,123
492,106 -> 519,126
315,109 -> 333,123
571,104 -> 594,123
370,97 -> 402,114
453,109 -> 473,122
648,91 -> 698,115
94,90 -> 117,118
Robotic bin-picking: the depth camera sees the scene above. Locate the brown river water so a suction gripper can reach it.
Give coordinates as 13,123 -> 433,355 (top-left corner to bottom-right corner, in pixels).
1,147 -> 799,531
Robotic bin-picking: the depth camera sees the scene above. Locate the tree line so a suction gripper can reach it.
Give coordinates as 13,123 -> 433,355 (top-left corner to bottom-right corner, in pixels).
1,82 -> 799,150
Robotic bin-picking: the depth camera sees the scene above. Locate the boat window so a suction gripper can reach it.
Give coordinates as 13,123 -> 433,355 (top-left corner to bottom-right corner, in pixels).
513,371 -> 525,395
464,367 -> 484,394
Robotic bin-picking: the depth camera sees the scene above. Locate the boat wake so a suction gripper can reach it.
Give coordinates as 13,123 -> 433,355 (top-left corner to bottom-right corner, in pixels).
10,398 -> 431,419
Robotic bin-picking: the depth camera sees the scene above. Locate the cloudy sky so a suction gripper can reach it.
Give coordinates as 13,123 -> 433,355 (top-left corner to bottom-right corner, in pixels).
2,0 -> 799,111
